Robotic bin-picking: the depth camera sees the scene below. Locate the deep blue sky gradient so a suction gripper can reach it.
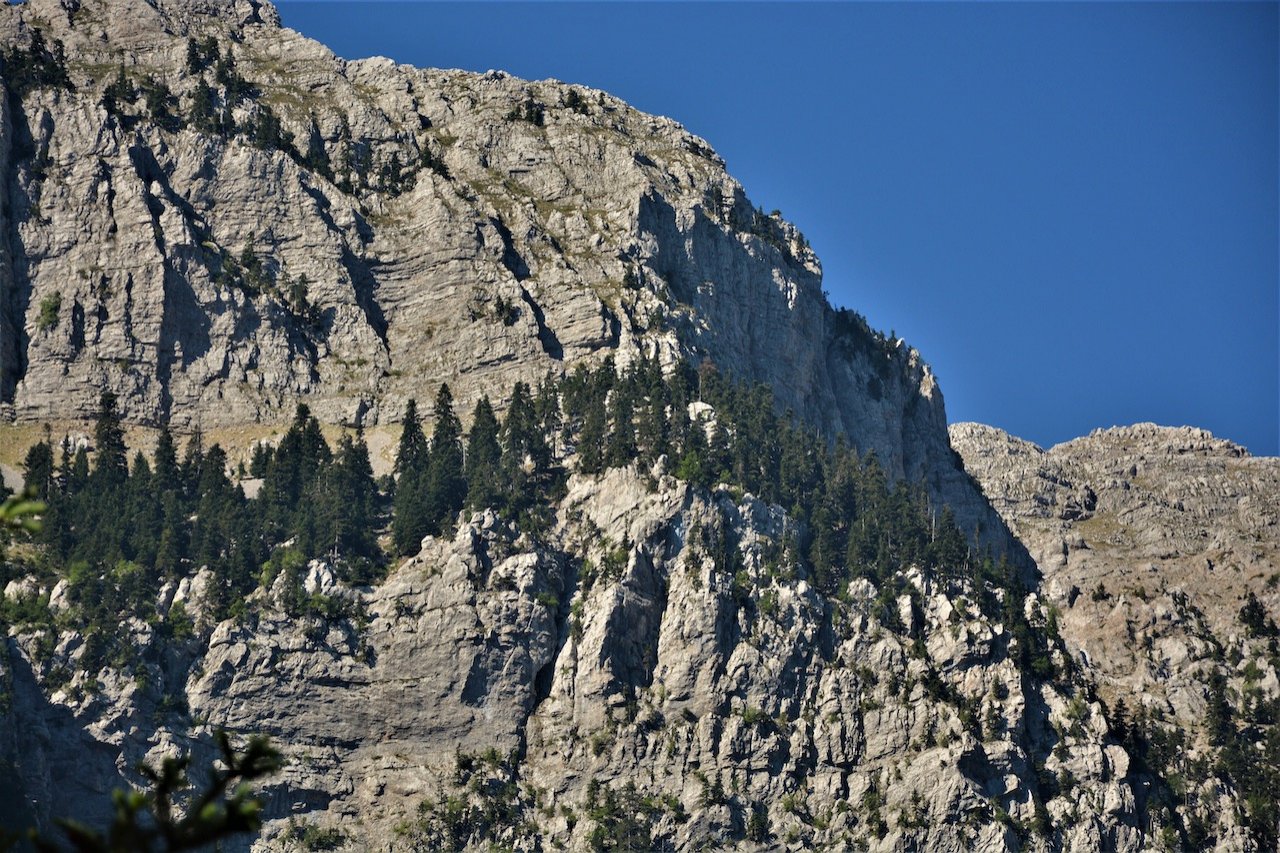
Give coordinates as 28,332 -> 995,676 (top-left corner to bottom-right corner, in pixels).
277,1 -> 1279,456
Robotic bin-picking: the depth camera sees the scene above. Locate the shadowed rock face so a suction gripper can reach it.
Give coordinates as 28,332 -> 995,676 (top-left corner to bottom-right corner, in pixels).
0,0 -> 1018,557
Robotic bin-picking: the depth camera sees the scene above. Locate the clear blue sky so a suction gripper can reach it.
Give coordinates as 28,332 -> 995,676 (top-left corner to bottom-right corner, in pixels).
278,1 -> 1279,456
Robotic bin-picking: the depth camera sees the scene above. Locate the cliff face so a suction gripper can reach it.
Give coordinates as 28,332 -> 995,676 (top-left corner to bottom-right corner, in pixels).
3,1 -> 900,450
0,1 -> 1177,849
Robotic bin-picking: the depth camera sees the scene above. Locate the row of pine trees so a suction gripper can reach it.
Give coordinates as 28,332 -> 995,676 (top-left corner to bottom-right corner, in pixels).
19,358 -> 986,629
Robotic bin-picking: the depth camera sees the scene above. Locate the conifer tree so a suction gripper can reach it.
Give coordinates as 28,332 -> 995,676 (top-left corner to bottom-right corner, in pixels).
392,398 -> 432,556
180,429 -> 205,501
261,404 -> 331,538
465,396 -> 502,511
394,399 -> 429,477
578,379 -> 606,471
534,376 -> 562,460
153,426 -> 180,495
605,376 -> 637,469
248,442 -> 273,478
313,432 -> 378,558
70,445 -> 90,495
155,490 -> 187,577
674,414 -> 710,487
92,391 -> 129,488
424,384 -> 465,535
22,435 -> 55,500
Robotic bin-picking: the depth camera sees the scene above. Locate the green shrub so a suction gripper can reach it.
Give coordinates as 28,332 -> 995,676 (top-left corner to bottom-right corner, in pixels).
37,292 -> 61,331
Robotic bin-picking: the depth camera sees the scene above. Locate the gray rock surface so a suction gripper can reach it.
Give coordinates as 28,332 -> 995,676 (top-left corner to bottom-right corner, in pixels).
0,1 -> 1222,849
3,465 -> 1151,851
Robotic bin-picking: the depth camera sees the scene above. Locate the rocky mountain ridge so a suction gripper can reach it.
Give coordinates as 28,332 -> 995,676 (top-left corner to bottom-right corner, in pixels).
951,421 -> 1280,849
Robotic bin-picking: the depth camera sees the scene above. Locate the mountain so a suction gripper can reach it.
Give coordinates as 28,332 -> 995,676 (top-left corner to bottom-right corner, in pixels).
0,0 -> 1026,560
0,0 -> 1275,851
952,422 -> 1280,849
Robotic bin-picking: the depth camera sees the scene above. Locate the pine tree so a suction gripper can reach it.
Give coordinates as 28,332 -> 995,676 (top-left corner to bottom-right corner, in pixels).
392,398 -> 433,556
394,399 -> 429,477
465,396 -> 502,511
390,469 -> 425,557
424,384 -> 465,535
635,358 -> 669,466
190,77 -> 217,133
153,426 -> 180,495
249,442 -> 273,478
22,436 -> 55,500
180,429 -> 205,501
92,391 -> 129,488
70,445 -> 90,494
185,37 -> 201,73
314,432 -> 378,557
674,413 -> 709,487
576,380 -> 608,475
155,490 -> 187,578
605,377 -> 637,469
259,404 -> 331,544
534,376 -> 562,460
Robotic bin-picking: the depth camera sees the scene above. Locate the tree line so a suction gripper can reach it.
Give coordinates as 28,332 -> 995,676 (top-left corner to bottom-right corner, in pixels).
15,359 -> 1021,630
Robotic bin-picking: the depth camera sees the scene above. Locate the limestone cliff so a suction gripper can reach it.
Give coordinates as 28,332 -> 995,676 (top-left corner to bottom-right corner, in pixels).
5,1 -> 902,458
0,0 -> 1203,850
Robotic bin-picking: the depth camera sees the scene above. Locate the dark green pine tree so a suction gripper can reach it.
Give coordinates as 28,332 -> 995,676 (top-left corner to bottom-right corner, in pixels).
465,396 -> 503,511
190,77 -> 218,133
605,375 -> 637,469
185,36 -> 201,73
634,358 -> 669,466
930,506 -> 969,575
534,376 -> 563,460
674,414 -> 710,488
424,384 -> 465,535
21,435 -> 55,500
69,445 -> 90,494
261,404 -> 332,541
124,451 -> 162,568
155,490 -> 188,578
500,381 -> 543,510
392,399 -> 432,556
153,426 -> 180,495
91,391 -> 129,488
394,399 -> 429,477
192,445 -> 238,567
312,432 -> 378,557
248,442 -> 273,478
180,429 -> 205,502
339,431 -> 378,555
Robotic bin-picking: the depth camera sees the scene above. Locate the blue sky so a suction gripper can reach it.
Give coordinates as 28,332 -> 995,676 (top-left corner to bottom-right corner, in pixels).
278,1 -> 1279,456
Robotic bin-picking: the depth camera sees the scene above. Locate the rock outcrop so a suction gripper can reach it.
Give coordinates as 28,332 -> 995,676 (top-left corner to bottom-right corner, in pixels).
951,422 -> 1280,847
3,465 -> 1151,851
